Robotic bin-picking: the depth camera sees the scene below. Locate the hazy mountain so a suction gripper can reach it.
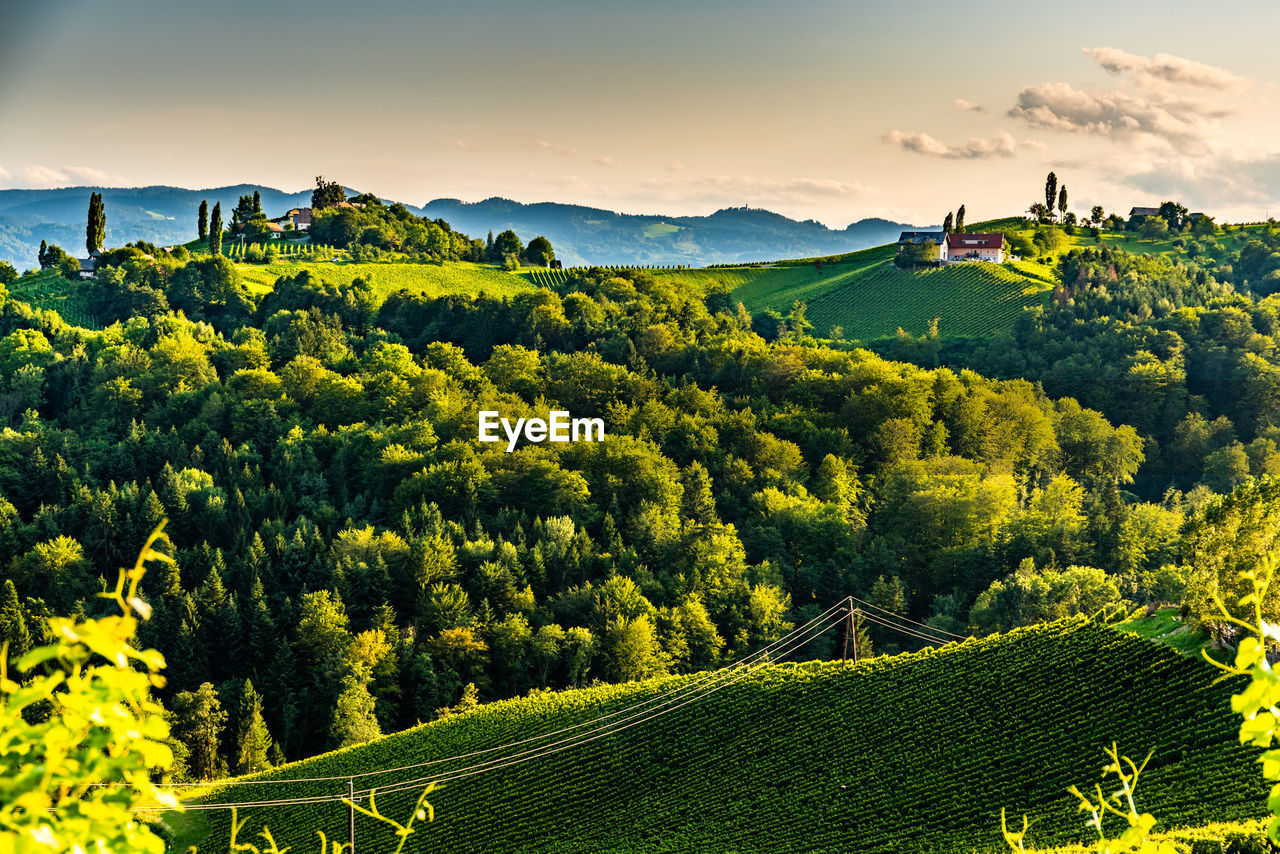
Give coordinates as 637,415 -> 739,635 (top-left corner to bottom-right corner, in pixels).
0,185 -> 917,270
419,197 -> 916,266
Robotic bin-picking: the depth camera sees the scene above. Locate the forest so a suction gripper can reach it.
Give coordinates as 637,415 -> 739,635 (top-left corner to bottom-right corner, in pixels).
0,214 -> 1275,784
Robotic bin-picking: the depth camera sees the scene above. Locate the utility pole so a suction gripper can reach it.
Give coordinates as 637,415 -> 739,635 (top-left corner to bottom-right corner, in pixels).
348,778 -> 355,853
852,609 -> 860,663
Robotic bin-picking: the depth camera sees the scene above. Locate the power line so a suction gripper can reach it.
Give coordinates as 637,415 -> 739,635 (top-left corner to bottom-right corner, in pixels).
164,609 -> 847,812
128,602 -> 853,812
846,594 -> 969,640
853,609 -> 953,647
115,599 -> 853,794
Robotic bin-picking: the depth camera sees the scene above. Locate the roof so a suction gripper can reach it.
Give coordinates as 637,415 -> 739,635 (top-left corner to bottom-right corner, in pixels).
945,233 -> 1005,250
79,258 -> 95,271
1129,207 -> 1161,217
898,231 -> 945,244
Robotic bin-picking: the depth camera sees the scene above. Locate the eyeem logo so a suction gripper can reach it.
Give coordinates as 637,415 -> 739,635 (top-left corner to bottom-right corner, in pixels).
478,410 -> 605,452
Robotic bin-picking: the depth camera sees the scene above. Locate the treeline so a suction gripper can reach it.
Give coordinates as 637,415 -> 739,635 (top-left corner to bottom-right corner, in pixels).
0,255 -> 1227,780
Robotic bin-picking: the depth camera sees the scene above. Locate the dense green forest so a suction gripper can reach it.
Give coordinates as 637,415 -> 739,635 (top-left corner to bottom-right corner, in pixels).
3,203 -> 1280,787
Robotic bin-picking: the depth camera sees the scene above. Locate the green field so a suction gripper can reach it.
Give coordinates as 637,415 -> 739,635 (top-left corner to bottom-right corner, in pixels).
233,260 -> 536,300
175,619 -> 1265,854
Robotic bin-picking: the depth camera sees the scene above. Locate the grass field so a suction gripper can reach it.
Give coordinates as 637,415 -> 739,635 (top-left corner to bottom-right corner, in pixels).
174,619 -> 1265,854
233,260 -> 536,300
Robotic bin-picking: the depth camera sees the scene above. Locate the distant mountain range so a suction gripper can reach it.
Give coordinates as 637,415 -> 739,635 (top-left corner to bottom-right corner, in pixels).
0,185 -> 919,270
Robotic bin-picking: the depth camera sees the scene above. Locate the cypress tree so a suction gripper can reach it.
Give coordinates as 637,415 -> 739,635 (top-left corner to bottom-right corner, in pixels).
86,192 -> 105,254
1045,172 -> 1058,221
209,202 -> 223,255
198,200 -> 208,241
252,190 -> 262,215
942,211 -> 954,234
955,204 -> 966,234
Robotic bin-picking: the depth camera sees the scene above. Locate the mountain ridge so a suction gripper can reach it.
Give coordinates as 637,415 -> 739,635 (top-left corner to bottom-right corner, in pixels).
0,185 -> 918,270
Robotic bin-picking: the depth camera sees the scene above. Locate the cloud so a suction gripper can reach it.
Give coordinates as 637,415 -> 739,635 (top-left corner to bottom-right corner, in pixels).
1084,47 -> 1247,91
883,129 -> 1020,159
666,161 -> 686,172
593,156 -> 618,166
0,164 -> 127,189
954,98 -> 985,113
532,138 -> 576,155
1008,82 -> 1227,152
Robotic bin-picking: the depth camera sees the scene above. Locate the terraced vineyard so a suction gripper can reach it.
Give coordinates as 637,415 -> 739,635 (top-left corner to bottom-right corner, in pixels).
804,260 -> 1051,339
175,619 -> 1265,854
526,267 -> 571,287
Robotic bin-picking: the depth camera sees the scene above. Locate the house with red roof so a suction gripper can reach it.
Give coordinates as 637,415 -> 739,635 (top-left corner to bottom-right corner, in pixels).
943,233 -> 1006,263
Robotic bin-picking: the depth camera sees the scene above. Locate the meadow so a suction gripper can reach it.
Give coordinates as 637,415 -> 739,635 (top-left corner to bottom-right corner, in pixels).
233,259 -> 536,300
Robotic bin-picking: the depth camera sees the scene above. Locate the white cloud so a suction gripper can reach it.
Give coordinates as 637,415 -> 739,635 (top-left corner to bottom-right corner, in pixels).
1083,47 -> 1247,91
0,164 -> 127,189
883,129 -> 1021,159
594,156 -> 618,166
954,98 -> 985,113
666,161 -> 686,172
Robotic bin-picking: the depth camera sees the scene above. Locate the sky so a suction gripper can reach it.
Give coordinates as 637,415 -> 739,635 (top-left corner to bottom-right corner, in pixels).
4,0 -> 1280,227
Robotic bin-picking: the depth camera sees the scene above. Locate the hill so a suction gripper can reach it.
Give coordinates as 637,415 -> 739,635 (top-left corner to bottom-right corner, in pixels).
0,186 -> 917,271
420,197 -> 916,267
175,618 -> 1264,854
233,259 -> 536,301
662,250 -> 1055,341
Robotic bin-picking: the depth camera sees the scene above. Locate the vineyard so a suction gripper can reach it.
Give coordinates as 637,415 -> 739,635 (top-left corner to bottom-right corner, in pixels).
5,269 -> 100,329
174,619 -> 1266,854
803,261 -> 1051,339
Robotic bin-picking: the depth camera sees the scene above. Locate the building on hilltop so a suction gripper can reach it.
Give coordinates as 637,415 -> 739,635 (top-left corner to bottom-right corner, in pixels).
944,233 -> 1005,263
1129,206 -> 1161,219
897,231 -> 946,263
273,207 -> 313,231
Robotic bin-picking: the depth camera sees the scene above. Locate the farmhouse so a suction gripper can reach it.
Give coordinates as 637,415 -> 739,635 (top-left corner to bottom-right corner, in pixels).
944,233 -> 1005,263
897,231 -> 946,262
274,207 -> 312,231
1129,206 -> 1161,219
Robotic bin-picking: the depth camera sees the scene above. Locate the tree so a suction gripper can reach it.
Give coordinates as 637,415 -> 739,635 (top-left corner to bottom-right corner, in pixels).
1045,172 -> 1058,221
955,204 -> 965,234
86,192 -> 105,254
522,235 -> 555,267
209,202 -> 223,255
234,679 -> 274,775
1057,186 -> 1068,220
171,682 -> 228,780
491,229 -> 522,262
1139,217 -> 1169,240
1158,201 -> 1188,232
312,175 -> 346,211
198,199 -> 208,241
942,212 -> 954,234
1090,205 -> 1104,226
0,261 -> 16,286
331,674 -> 382,748
1183,476 -> 1280,629
253,190 -> 262,215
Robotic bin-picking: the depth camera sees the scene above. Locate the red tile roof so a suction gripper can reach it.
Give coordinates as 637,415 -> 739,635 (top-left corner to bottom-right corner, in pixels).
946,233 -> 1005,250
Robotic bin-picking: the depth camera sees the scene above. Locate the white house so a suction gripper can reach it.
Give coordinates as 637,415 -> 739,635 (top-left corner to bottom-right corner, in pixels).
944,233 -> 1005,263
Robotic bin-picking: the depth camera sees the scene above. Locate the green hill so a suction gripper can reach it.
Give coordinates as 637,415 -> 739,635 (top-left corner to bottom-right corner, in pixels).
174,619 -> 1265,854
233,259 -> 536,300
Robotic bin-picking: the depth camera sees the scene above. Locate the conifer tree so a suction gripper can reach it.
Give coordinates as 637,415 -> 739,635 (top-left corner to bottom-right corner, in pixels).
1045,172 -> 1058,221
0,578 -> 32,661
1058,185 -> 1068,220
198,200 -> 208,241
252,190 -> 262,215
942,211 -> 954,234
235,679 -> 274,775
955,204 -> 966,234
